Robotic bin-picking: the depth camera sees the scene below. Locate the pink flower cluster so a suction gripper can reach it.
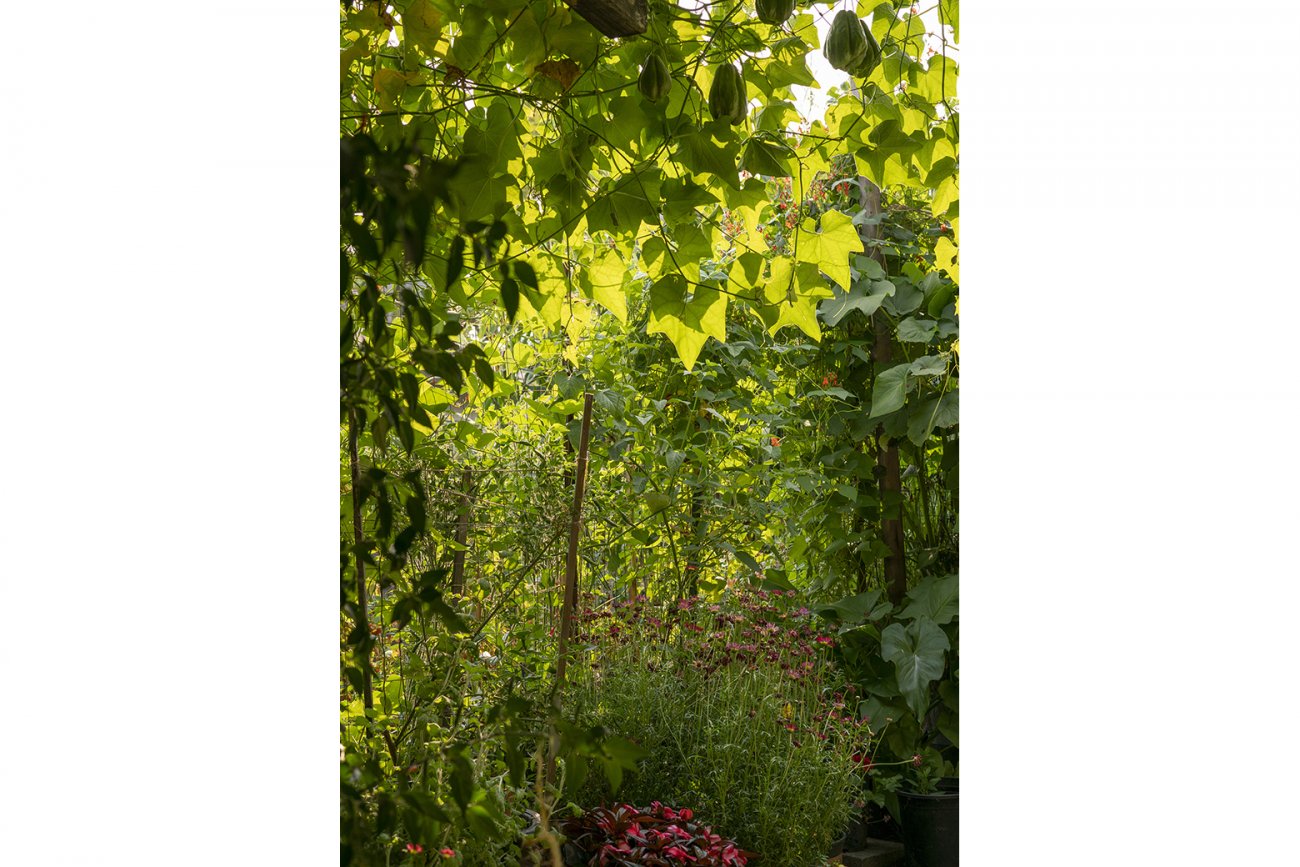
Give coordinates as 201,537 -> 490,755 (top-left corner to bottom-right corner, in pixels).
562,802 -> 751,867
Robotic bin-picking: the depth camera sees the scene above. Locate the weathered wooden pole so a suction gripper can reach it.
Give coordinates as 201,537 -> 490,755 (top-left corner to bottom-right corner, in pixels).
555,392 -> 594,687
450,468 -> 473,595
347,406 -> 373,710
856,177 -> 908,604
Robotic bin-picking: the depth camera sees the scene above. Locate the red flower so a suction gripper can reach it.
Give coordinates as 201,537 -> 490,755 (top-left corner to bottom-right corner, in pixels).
852,753 -> 873,770
769,436 -> 780,446
405,843 -> 424,854
912,754 -> 923,768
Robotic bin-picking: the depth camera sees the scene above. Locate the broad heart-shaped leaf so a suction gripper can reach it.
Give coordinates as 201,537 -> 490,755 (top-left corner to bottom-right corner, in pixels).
820,280 -> 894,327
869,362 -> 911,419
881,617 -> 950,721
899,574 -> 959,625
909,354 -> 949,377
739,135 -> 794,178
793,210 -> 863,292
906,389 -> 958,446
647,274 -> 728,370
897,316 -> 938,343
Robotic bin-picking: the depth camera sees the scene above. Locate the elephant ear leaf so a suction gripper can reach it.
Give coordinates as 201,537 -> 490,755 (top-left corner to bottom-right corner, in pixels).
900,573 -> 958,625
881,617 -> 950,720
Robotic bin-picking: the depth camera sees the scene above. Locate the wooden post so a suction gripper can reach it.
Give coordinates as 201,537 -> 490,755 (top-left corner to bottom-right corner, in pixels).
566,0 -> 647,38
555,393 -> 594,687
857,177 -> 908,605
450,468 -> 473,595
347,406 -> 373,710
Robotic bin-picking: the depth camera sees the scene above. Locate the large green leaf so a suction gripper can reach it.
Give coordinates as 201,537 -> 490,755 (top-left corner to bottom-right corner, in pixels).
646,274 -> 728,370
402,0 -> 443,58
739,135 -> 795,178
816,589 -> 882,624
820,279 -> 894,327
906,390 -> 958,446
881,617 -> 950,721
673,127 -> 741,190
582,247 -> 629,323
899,574 -> 959,625
869,363 -> 911,418
793,210 -> 863,291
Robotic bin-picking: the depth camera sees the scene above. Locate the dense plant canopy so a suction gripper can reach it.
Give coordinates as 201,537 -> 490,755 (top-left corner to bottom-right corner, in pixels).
341,1 -> 957,864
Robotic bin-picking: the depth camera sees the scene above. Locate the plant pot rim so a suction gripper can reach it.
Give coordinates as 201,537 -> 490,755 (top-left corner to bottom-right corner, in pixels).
899,787 -> 958,800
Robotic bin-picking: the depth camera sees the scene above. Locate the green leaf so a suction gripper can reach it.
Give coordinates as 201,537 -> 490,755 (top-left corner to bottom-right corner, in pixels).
908,354 -> 948,377
643,490 -> 673,514
793,210 -> 863,291
646,274 -> 728,370
446,236 -> 466,287
906,390 -> 958,446
755,258 -> 828,340
402,0 -> 443,58
821,280 -> 894,326
897,316 -> 938,343
739,136 -> 794,178
869,363 -> 911,418
816,589 -> 882,624
582,248 -> 628,323
499,276 -> 519,323
881,617 -> 950,721
373,68 -> 408,109
673,127 -> 741,190
939,0 -> 959,43
900,574 -> 959,625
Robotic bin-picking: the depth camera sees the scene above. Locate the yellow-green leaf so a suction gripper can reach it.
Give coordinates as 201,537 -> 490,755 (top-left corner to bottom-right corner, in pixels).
793,210 -> 863,292
402,0 -> 442,58
583,248 -> 629,324
647,274 -> 728,370
934,236 -> 959,284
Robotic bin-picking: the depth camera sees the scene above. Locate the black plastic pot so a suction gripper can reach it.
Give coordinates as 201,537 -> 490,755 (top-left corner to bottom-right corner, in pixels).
827,830 -> 847,861
848,801 -> 902,847
898,782 -> 958,867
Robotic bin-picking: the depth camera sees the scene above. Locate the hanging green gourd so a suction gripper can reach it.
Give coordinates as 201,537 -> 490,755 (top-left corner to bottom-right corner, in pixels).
708,62 -> 747,125
849,19 -> 882,78
756,0 -> 796,26
824,10 -> 868,72
638,52 -> 672,102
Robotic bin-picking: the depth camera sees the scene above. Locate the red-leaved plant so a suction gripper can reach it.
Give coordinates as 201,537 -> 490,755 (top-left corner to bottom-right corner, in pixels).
560,802 -> 754,867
